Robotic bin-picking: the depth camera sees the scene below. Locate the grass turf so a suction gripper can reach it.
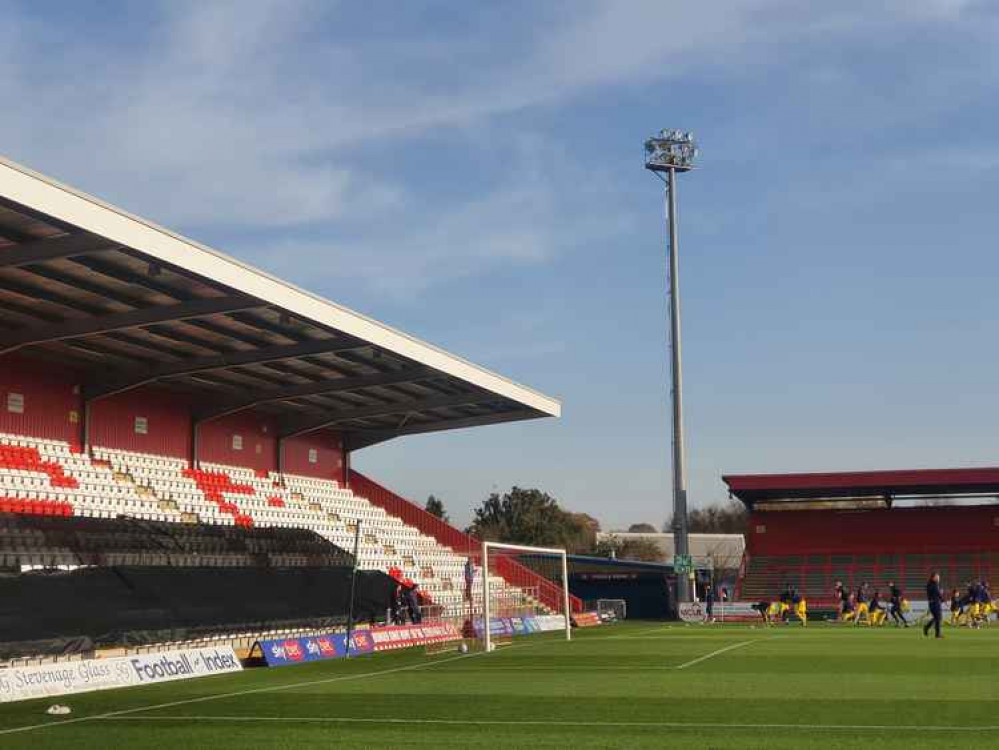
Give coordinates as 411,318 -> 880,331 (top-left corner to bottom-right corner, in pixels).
0,621 -> 996,749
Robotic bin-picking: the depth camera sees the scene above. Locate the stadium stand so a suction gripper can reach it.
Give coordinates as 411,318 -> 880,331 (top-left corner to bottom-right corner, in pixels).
0,154 -> 568,663
725,470 -> 999,605
0,432 -> 558,627
0,430 -> 572,658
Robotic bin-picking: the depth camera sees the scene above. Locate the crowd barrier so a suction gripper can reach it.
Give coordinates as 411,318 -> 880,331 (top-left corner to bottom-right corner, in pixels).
254,631 -> 376,666
534,614 -> 569,632
679,601 -> 757,622
0,646 -> 242,703
254,622 -> 463,664
471,614 -> 568,638
369,623 -> 462,651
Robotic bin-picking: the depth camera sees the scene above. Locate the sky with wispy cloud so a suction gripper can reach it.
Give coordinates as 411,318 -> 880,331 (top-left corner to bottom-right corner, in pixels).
3,1 -> 998,529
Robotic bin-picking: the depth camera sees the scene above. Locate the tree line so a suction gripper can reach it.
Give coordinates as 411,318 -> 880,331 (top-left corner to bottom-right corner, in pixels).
423,488 -> 748,563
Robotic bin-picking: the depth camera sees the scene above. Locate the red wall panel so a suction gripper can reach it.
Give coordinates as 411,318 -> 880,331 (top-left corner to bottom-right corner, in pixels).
89,387 -> 191,459
748,505 -> 999,556
0,355 -> 344,485
198,413 -> 277,473
0,355 -> 82,446
282,430 -> 343,481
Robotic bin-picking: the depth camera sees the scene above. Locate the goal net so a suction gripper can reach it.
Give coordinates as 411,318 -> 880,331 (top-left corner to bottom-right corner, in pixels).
596,598 -> 627,622
477,541 -> 572,652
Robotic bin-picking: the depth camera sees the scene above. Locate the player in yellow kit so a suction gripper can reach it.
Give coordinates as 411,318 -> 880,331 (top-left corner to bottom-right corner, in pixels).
868,590 -> 887,626
949,588 -> 963,626
853,583 -> 870,626
793,595 -> 807,626
981,582 -> 995,622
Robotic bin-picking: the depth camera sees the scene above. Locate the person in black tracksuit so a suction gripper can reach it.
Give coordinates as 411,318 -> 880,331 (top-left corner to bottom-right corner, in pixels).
924,572 -> 944,638
888,581 -> 907,627
834,581 -> 852,621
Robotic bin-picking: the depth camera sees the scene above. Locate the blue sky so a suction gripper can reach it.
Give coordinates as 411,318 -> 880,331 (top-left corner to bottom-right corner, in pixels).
3,1 -> 999,530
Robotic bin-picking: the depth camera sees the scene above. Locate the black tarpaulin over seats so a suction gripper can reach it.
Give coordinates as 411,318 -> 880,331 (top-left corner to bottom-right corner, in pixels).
0,566 -> 394,659
0,513 -> 394,659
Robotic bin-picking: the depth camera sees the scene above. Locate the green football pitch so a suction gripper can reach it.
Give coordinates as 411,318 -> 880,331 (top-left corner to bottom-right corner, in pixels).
0,621 -> 996,749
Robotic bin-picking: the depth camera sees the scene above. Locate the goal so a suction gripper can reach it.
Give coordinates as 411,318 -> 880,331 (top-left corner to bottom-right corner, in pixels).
479,541 -> 572,653
596,598 -> 627,622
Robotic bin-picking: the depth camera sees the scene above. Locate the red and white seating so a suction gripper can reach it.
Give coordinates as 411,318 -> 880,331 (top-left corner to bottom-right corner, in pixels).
0,433 -> 534,618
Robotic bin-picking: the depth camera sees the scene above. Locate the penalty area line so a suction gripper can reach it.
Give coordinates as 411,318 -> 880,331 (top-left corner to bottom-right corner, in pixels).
94,716 -> 999,733
671,636 -> 779,670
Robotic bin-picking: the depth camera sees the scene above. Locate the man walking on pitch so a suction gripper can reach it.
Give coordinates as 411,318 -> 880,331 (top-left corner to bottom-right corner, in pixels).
924,572 -> 944,639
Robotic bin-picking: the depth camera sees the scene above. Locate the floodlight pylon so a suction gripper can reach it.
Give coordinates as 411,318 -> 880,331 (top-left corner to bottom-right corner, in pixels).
644,129 -> 699,603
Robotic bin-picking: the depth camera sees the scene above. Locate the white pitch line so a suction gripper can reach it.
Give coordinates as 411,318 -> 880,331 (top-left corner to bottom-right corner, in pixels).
94,715 -> 999,732
602,625 -> 676,640
0,631 -> 587,738
604,635 -> 746,641
0,649 -> 493,737
671,637 -> 775,670
0,627 -> 793,737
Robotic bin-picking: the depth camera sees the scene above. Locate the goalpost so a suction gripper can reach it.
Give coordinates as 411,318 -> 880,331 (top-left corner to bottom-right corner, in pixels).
480,541 -> 572,653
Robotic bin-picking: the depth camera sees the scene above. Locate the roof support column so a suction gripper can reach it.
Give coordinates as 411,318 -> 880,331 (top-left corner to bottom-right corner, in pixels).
191,419 -> 200,471
82,400 -> 92,455
276,436 -> 285,478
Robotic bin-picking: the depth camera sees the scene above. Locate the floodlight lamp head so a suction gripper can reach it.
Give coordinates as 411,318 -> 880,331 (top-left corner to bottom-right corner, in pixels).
644,128 -> 698,173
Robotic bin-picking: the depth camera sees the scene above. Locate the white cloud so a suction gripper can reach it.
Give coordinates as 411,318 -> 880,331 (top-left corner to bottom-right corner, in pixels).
0,0 -> 996,297
248,135 -> 632,297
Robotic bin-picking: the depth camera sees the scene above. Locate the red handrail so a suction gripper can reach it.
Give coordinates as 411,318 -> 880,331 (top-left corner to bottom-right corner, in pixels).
349,471 -> 583,613
349,471 -> 473,553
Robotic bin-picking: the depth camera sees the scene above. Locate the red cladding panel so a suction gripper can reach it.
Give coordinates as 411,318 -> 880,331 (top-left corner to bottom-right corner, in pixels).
0,355 -> 82,446
282,430 -> 343,480
89,387 -> 191,459
199,413 -> 277,472
748,505 -> 999,556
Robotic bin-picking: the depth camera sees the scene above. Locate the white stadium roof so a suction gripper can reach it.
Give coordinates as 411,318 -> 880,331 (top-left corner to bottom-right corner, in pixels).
0,155 -> 560,450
